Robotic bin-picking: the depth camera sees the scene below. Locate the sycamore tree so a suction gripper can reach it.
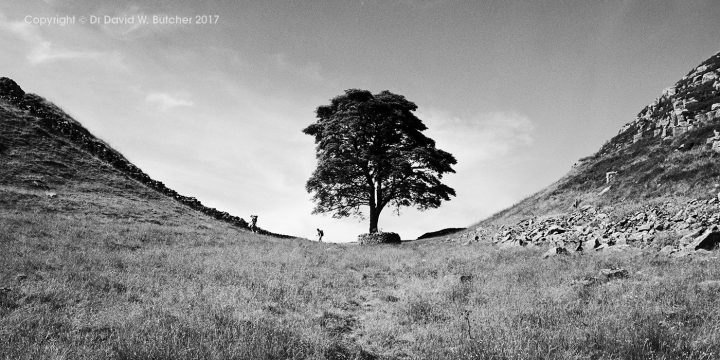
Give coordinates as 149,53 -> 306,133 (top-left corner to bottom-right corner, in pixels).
302,89 -> 457,234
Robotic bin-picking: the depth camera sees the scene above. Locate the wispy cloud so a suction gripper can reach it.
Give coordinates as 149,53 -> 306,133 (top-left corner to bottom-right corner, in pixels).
145,92 -> 194,111
27,41 -> 105,64
420,109 -> 534,167
1,17 -> 124,66
272,53 -> 324,83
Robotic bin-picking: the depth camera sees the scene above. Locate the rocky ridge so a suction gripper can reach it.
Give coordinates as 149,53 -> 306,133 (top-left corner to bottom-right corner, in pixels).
0,77 -> 291,238
600,51 -> 720,155
460,52 -> 720,256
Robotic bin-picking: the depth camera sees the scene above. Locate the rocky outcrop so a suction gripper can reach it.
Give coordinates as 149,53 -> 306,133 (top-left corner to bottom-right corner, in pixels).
358,232 -> 401,245
0,78 -> 24,102
607,52 -> 720,152
0,77 -> 300,235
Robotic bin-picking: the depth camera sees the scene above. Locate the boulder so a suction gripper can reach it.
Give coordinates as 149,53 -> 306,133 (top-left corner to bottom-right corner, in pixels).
542,246 -> 568,259
595,243 -> 610,251
702,72 -> 719,83
582,238 -> 599,251
545,225 -> 568,236
679,228 -> 705,247
499,238 -> 525,248
615,235 -> 628,246
600,268 -> 628,280
687,227 -> 720,251
637,222 -> 654,231
712,141 -> 720,154
659,245 -> 676,255
358,232 -> 401,245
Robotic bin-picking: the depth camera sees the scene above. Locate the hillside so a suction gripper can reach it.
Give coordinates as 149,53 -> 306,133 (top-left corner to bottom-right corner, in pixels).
0,77 -> 291,238
456,52 -> 720,255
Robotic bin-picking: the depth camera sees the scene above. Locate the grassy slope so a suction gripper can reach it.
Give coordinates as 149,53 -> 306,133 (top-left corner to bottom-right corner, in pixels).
4,214 -> 720,359
477,122 -> 720,229
474,52 -> 720,231
2,92 -> 720,359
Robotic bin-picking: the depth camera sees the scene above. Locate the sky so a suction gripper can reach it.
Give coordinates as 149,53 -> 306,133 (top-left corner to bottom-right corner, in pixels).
1,1 -> 719,242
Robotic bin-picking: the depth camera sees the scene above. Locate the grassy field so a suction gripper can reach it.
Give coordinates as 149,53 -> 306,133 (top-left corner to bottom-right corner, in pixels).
3,209 -> 720,359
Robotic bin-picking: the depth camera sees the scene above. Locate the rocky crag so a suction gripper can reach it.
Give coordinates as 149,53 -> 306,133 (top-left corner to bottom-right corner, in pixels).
0,77 -> 291,238
613,52 -> 720,150
462,51 -> 720,256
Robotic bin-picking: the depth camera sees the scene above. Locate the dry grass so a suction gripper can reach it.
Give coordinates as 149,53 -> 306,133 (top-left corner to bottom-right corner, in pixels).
3,209 -> 720,359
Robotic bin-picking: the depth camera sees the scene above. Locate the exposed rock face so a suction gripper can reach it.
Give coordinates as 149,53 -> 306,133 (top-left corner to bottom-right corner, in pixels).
608,52 -> 720,152
358,232 -> 401,245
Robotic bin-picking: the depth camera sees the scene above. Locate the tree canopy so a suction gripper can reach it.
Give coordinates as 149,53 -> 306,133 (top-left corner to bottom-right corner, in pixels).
303,89 -> 457,233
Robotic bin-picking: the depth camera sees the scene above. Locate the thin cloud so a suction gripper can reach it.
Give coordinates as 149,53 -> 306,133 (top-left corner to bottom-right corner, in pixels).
28,41 -> 105,64
272,53 -> 324,83
420,109 -> 534,167
2,17 -> 124,66
145,92 -> 194,111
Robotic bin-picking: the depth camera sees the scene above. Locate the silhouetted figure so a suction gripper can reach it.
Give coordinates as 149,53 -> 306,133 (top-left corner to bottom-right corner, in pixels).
250,215 -> 258,233
317,228 -> 324,242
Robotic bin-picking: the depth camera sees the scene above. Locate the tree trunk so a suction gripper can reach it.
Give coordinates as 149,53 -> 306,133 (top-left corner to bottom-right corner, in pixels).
369,207 -> 380,233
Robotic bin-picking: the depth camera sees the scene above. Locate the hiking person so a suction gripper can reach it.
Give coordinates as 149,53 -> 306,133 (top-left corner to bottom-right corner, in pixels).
250,215 -> 258,233
317,228 -> 324,242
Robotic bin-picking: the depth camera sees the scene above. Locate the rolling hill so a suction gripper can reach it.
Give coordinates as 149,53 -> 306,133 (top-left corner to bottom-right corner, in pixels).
0,76 -> 292,238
